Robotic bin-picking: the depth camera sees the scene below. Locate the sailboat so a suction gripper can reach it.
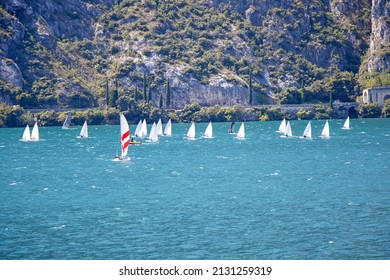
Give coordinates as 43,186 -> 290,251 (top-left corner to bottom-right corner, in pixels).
148,122 -> 159,142
156,118 -> 163,136
21,125 -> 31,141
141,119 -> 148,137
300,121 -> 312,139
277,118 -> 286,133
186,122 -> 196,140
62,112 -> 71,129
321,120 -> 330,138
78,121 -> 88,138
134,120 -> 143,138
203,121 -> 213,138
115,114 -> 130,161
228,121 -> 235,134
163,119 -> 172,136
342,116 -> 350,130
281,121 -> 293,138
236,122 -> 245,140
30,122 -> 40,141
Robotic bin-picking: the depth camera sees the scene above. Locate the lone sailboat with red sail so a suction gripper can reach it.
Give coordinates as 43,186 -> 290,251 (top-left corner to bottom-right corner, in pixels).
115,114 -> 131,161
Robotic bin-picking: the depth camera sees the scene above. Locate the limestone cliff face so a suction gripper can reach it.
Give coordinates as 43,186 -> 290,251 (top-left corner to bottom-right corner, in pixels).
0,0 -> 385,109
368,0 -> 390,72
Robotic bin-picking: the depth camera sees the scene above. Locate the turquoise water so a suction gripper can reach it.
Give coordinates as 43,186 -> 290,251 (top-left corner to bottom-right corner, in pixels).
1,118 -> 389,260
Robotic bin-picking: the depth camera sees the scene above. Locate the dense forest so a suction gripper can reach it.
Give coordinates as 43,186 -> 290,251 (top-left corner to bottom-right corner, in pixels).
0,0 -> 389,126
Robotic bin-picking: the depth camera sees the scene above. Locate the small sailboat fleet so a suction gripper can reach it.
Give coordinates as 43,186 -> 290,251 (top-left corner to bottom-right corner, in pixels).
21,122 -> 40,141
19,114 -> 352,163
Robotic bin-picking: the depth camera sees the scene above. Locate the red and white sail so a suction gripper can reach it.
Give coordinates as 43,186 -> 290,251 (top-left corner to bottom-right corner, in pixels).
120,114 -> 130,159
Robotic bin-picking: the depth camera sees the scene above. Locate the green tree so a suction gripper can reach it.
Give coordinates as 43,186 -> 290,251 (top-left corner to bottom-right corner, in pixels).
134,86 -> 138,102
248,70 -> 253,105
382,99 -> 390,118
110,79 -> 119,107
105,79 -> 109,106
358,103 -> 382,118
159,94 -> 163,108
143,73 -> 147,101
147,80 -> 152,103
166,78 -> 171,107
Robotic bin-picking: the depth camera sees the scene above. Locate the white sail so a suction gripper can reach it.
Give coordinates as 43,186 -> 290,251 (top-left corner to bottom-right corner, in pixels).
120,114 -> 130,159
321,121 -> 330,137
164,119 -> 172,136
135,120 -> 142,137
186,122 -> 196,139
277,118 -> 286,133
302,121 -> 312,139
79,121 -> 88,138
282,121 -> 293,137
141,119 -> 148,137
22,125 -> 31,141
236,122 -> 245,139
203,121 -> 213,138
149,122 -> 159,142
156,118 -> 163,135
342,116 -> 350,130
31,122 -> 40,141
62,112 -> 71,129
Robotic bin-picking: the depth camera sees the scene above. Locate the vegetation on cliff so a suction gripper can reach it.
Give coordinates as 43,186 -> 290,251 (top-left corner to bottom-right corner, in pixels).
0,0 -> 389,127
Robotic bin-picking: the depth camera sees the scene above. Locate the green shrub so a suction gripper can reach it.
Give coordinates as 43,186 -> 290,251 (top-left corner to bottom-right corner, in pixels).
382,99 -> 390,118
358,103 -> 382,118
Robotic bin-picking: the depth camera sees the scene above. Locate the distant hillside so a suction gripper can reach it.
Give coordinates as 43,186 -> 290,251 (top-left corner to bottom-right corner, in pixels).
0,0 -> 389,110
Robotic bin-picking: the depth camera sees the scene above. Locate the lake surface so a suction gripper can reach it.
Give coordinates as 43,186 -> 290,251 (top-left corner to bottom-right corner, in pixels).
1,118 -> 389,259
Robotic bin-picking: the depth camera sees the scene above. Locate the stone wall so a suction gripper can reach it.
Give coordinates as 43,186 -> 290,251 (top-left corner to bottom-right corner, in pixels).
363,86 -> 390,105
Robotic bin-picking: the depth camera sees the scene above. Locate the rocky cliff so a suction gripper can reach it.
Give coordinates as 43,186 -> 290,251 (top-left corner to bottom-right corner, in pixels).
0,0 -> 388,109
368,0 -> 390,72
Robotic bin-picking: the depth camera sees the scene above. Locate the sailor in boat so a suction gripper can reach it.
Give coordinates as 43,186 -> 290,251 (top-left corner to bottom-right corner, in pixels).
130,137 -> 142,145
